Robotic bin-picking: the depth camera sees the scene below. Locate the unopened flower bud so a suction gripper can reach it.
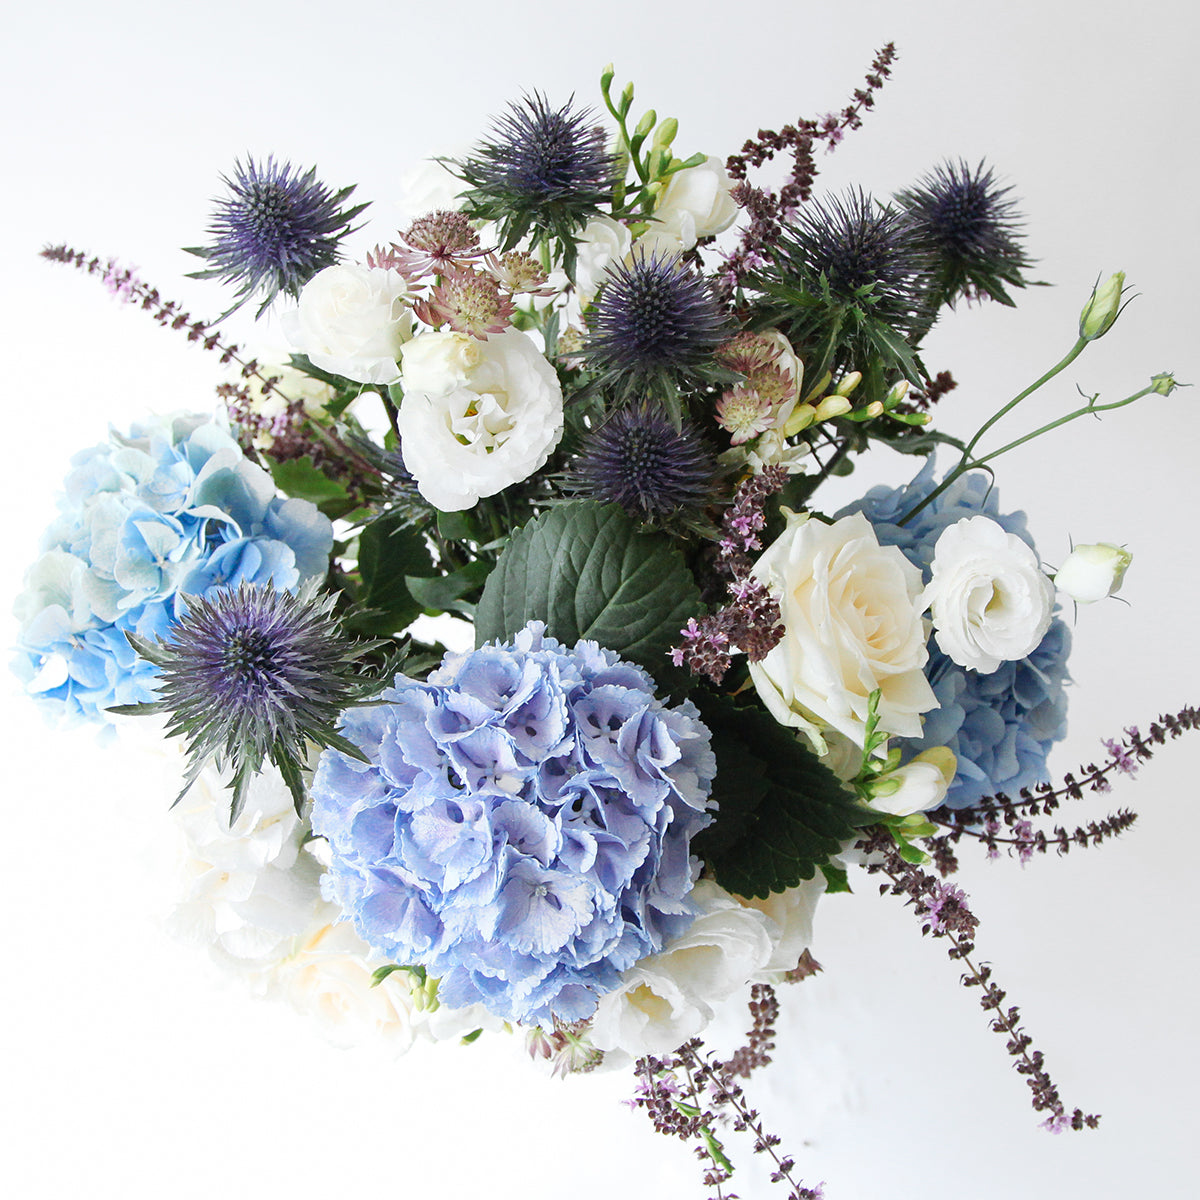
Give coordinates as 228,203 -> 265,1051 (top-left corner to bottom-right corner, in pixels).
884,379 -> 910,408
1150,371 -> 1179,396
1079,271 -> 1125,340
814,396 -> 852,421
652,117 -> 679,149
864,401 -> 885,418
782,403 -> 817,436
1054,542 -> 1132,604
868,747 -> 957,817
834,371 -> 862,397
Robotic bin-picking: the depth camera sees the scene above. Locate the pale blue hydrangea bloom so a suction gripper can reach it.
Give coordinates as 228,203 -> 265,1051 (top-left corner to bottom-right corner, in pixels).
311,622 -> 717,1025
838,459 -> 1070,809
13,414 -> 333,724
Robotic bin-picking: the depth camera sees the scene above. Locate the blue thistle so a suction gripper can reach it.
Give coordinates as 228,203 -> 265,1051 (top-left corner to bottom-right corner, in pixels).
573,405 -> 718,523
585,252 -> 731,409
124,582 -> 380,822
896,159 -> 1032,307
186,156 -> 368,316
455,93 -> 616,270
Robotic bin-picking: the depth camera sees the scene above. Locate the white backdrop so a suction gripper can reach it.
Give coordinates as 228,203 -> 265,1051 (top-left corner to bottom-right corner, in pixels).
3,3 -> 1198,1198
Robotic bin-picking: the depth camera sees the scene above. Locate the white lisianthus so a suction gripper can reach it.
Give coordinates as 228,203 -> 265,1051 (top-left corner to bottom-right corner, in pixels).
573,216 -> 633,303
921,515 -> 1055,674
737,873 -> 826,979
1054,542 -> 1132,604
283,264 -> 413,385
651,155 -> 739,251
749,511 -> 937,750
868,747 -> 957,817
166,764 -> 323,979
589,880 -> 775,1058
397,328 -> 564,511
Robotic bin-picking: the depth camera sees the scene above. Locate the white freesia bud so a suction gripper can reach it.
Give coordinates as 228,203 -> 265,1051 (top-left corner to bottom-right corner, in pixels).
1054,542 -> 1132,604
869,747 -> 957,816
1079,271 -> 1125,340
283,264 -> 413,385
920,516 -> 1055,674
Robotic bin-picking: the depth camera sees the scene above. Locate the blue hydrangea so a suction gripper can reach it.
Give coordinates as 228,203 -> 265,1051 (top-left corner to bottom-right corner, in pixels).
310,622 -> 716,1025
13,414 -> 333,724
838,460 -> 1070,808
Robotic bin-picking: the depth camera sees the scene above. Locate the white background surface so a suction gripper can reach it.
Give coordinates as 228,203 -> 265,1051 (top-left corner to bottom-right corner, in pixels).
3,3 -> 1198,1198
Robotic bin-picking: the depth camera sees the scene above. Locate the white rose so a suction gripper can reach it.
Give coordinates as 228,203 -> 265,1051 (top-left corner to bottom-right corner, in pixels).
920,515 -> 1054,674
397,328 -> 564,511
283,264 -> 413,385
868,746 -> 957,817
749,511 -> 937,750
573,216 -> 633,302
651,155 -> 739,251
589,880 -> 774,1058
1054,542 -> 1132,604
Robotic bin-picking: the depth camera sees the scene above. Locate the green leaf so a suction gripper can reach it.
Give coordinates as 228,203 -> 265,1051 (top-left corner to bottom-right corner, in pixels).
406,559 -> 492,615
354,514 -> 436,635
473,501 -> 701,672
821,862 -> 852,894
371,963 -> 425,988
692,695 -> 869,899
267,454 -> 352,514
460,1028 -> 484,1045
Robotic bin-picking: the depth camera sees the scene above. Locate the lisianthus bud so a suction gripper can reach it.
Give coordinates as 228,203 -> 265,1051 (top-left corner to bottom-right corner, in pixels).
1150,371 -> 1179,396
1054,543 -> 1132,604
1079,271 -> 1125,340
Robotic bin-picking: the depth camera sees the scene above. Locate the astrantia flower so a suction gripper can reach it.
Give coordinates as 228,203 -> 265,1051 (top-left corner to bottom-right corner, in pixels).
839,459 -> 1071,807
310,621 -> 717,1026
456,93 -> 616,264
573,405 -> 718,522
12,415 -> 333,726
896,159 -> 1032,307
186,156 -> 368,315
131,581 -> 376,821
585,251 -> 730,405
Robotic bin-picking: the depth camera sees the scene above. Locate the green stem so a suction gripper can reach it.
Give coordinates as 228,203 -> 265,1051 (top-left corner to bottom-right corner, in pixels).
898,337 -> 1089,524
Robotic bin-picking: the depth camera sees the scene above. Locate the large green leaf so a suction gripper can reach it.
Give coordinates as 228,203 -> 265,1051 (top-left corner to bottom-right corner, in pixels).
267,454 -> 355,518
692,695 -> 871,899
473,501 -> 701,671
353,514 -> 436,635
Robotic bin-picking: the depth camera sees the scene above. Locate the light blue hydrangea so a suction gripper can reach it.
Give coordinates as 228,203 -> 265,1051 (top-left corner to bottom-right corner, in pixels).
13,414 -> 333,724
310,622 -> 717,1026
838,459 -> 1070,808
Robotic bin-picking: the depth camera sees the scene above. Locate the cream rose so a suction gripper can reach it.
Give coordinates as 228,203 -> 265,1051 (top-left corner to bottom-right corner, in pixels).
920,515 -> 1054,674
397,328 -> 564,511
749,511 -> 937,749
283,264 -> 413,385
651,155 -> 739,250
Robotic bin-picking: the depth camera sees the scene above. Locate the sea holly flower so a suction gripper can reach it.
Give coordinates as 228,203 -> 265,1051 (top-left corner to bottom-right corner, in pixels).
896,159 -> 1033,307
310,621 -> 717,1026
124,580 -> 379,821
186,156 -> 368,316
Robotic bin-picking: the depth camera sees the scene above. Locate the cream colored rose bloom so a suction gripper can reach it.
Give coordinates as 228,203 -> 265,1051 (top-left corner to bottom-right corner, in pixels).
283,264 -> 413,385
749,511 -> 937,749
398,328 -> 564,511
920,515 -> 1054,674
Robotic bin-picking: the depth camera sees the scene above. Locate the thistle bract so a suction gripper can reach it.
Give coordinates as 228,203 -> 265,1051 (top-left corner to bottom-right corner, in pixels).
187,156 -> 368,315
311,622 -> 717,1025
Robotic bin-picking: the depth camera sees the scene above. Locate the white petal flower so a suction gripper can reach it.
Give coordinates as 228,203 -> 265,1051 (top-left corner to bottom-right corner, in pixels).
652,155 -> 739,250
1054,542 -> 1132,604
749,511 -> 937,749
921,515 -> 1055,674
283,264 -> 413,385
398,328 -> 564,511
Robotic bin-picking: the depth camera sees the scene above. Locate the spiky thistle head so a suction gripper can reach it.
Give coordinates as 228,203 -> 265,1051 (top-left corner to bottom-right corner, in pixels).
454,93 -> 616,267
777,188 -> 930,327
126,582 -> 380,821
585,251 -> 732,410
572,404 -> 718,524
895,159 -> 1033,307
186,156 -> 368,316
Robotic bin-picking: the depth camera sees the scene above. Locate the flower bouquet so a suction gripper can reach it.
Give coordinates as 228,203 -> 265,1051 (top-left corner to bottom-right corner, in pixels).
14,47 -> 1194,1198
